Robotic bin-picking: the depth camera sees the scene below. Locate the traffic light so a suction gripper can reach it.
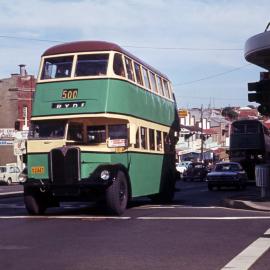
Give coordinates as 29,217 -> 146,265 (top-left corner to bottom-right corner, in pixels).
248,75 -> 270,116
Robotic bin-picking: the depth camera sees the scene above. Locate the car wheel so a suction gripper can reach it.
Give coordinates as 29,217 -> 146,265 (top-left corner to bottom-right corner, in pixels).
7,178 -> 12,185
105,171 -> 129,215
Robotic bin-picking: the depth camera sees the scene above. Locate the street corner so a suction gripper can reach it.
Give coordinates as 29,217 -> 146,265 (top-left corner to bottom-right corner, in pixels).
222,194 -> 270,212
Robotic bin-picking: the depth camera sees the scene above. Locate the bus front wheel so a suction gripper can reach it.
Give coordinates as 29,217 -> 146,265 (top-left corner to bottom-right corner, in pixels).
24,194 -> 47,215
105,171 -> 128,215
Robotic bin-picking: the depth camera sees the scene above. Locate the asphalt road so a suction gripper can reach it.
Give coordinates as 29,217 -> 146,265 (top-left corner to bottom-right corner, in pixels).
0,181 -> 269,270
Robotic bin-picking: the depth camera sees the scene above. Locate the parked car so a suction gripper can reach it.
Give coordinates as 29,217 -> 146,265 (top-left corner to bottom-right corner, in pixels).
176,161 -> 192,178
0,163 -> 21,185
206,162 -> 248,191
182,162 -> 209,181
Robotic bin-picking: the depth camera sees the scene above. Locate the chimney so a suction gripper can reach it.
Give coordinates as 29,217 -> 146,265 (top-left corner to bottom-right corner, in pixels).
19,64 -> 27,76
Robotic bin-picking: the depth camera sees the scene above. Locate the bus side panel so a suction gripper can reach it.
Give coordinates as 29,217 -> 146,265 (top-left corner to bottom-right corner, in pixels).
28,154 -> 49,179
111,152 -> 164,197
107,80 -> 175,127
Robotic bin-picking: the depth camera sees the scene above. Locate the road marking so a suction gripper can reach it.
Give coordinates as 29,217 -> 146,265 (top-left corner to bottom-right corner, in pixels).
0,191 -> 23,196
221,228 -> 270,270
0,215 -> 131,220
137,216 -> 270,220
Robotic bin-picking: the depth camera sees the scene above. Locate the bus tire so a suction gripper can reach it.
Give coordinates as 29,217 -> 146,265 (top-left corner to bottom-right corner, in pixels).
105,170 -> 128,215
24,194 -> 47,215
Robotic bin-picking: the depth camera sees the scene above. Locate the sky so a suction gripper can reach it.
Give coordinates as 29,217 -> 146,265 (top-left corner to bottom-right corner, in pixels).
0,0 -> 270,108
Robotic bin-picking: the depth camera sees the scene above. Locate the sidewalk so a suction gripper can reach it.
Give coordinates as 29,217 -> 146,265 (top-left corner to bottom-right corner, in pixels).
223,186 -> 270,212
0,184 -> 23,199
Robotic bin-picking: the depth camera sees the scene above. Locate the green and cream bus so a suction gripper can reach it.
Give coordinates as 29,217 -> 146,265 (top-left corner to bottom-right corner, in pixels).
24,41 -> 180,215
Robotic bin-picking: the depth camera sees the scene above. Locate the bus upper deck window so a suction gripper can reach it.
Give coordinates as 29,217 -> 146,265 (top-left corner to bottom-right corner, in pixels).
113,53 -> 125,77
87,125 -> 106,144
75,54 -> 109,77
149,72 -> 157,93
124,57 -> 135,81
157,76 -> 165,96
41,56 -> 73,80
163,79 -> 170,98
134,62 -> 143,86
142,67 -> 151,90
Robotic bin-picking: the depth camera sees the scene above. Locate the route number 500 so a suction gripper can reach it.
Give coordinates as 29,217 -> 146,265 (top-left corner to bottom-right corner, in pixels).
62,89 -> 78,99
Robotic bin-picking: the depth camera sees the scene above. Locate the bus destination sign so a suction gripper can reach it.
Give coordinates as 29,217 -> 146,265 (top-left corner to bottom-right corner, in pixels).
52,102 -> 86,109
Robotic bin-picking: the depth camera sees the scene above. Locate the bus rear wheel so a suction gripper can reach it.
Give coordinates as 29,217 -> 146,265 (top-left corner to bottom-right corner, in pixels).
105,171 -> 128,215
24,194 -> 47,215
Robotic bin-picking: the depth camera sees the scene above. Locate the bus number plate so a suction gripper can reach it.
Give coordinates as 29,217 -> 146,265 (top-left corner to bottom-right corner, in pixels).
31,166 -> 45,174
62,89 -> 78,99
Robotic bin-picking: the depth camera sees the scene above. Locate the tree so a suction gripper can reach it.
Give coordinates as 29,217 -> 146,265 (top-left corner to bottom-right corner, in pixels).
221,107 -> 238,120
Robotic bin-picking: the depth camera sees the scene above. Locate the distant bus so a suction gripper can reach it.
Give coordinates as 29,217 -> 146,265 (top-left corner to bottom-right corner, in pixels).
229,119 -> 270,179
24,41 -> 180,215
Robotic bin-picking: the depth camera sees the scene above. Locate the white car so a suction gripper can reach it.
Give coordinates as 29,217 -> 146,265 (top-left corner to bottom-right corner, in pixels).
176,161 -> 192,177
0,164 -> 21,185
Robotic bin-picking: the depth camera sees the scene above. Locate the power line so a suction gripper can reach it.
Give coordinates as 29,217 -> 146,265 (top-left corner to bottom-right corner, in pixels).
174,64 -> 251,87
0,35 -> 242,51
175,95 -> 247,101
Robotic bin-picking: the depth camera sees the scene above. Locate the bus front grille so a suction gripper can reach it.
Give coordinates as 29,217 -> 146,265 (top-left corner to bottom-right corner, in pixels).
50,147 -> 81,185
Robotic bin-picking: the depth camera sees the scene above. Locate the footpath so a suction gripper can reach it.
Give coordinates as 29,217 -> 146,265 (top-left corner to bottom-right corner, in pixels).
223,185 -> 270,212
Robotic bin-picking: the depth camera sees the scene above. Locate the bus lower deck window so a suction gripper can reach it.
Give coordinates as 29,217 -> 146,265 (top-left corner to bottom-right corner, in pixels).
149,129 -> 155,150
87,125 -> 106,144
141,127 -> 148,149
108,124 -> 127,139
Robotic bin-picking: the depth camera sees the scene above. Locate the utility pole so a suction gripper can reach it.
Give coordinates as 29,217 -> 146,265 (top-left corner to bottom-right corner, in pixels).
200,105 -> 204,162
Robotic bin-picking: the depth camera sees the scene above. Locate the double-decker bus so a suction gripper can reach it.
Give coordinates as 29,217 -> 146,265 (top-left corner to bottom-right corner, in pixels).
229,119 -> 270,179
24,41 -> 179,215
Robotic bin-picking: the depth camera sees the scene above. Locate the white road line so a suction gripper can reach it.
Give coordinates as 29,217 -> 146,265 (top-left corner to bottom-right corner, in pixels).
0,191 -> 23,196
0,216 -> 131,220
221,229 -> 270,270
137,216 -> 270,220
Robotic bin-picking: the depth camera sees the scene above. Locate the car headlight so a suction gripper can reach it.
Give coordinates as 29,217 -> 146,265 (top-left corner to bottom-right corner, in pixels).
100,170 -> 110,180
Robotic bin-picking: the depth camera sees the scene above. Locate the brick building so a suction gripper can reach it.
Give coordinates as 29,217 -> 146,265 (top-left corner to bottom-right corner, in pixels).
0,65 -> 36,165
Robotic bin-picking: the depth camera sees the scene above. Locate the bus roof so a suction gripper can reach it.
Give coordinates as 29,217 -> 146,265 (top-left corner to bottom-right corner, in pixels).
42,41 -> 169,80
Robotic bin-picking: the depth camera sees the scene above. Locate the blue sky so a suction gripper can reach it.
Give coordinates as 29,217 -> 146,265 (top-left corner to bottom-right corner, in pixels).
0,0 -> 270,108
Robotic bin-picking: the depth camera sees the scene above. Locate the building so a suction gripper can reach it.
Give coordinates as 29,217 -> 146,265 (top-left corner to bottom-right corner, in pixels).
0,65 -> 36,166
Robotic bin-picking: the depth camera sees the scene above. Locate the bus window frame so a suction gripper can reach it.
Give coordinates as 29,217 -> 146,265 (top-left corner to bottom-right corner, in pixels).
142,67 -> 151,91
134,61 -> 143,86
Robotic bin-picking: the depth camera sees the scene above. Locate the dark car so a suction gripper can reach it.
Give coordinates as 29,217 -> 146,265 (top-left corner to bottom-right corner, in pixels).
206,162 -> 247,191
183,162 -> 209,181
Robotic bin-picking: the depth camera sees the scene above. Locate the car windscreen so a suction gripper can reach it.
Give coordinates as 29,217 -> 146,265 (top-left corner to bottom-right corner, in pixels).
215,164 -> 240,172
29,120 -> 66,139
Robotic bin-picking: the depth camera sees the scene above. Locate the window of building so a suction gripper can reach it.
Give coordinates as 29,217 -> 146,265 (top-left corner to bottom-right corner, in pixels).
156,131 -> 162,151
87,125 -> 106,144
134,62 -> 143,86
141,127 -> 148,149
113,53 -> 125,77
124,57 -> 135,81
75,54 -> 109,77
142,67 -> 151,90
149,72 -> 157,93
67,123 -> 83,142
149,129 -> 155,150
41,56 -> 73,80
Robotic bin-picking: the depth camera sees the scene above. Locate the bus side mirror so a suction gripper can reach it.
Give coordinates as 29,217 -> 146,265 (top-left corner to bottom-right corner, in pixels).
129,123 -> 137,145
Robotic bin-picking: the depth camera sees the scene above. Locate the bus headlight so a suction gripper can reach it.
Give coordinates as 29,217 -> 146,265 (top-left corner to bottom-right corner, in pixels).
100,170 -> 110,180
18,173 -> 27,183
